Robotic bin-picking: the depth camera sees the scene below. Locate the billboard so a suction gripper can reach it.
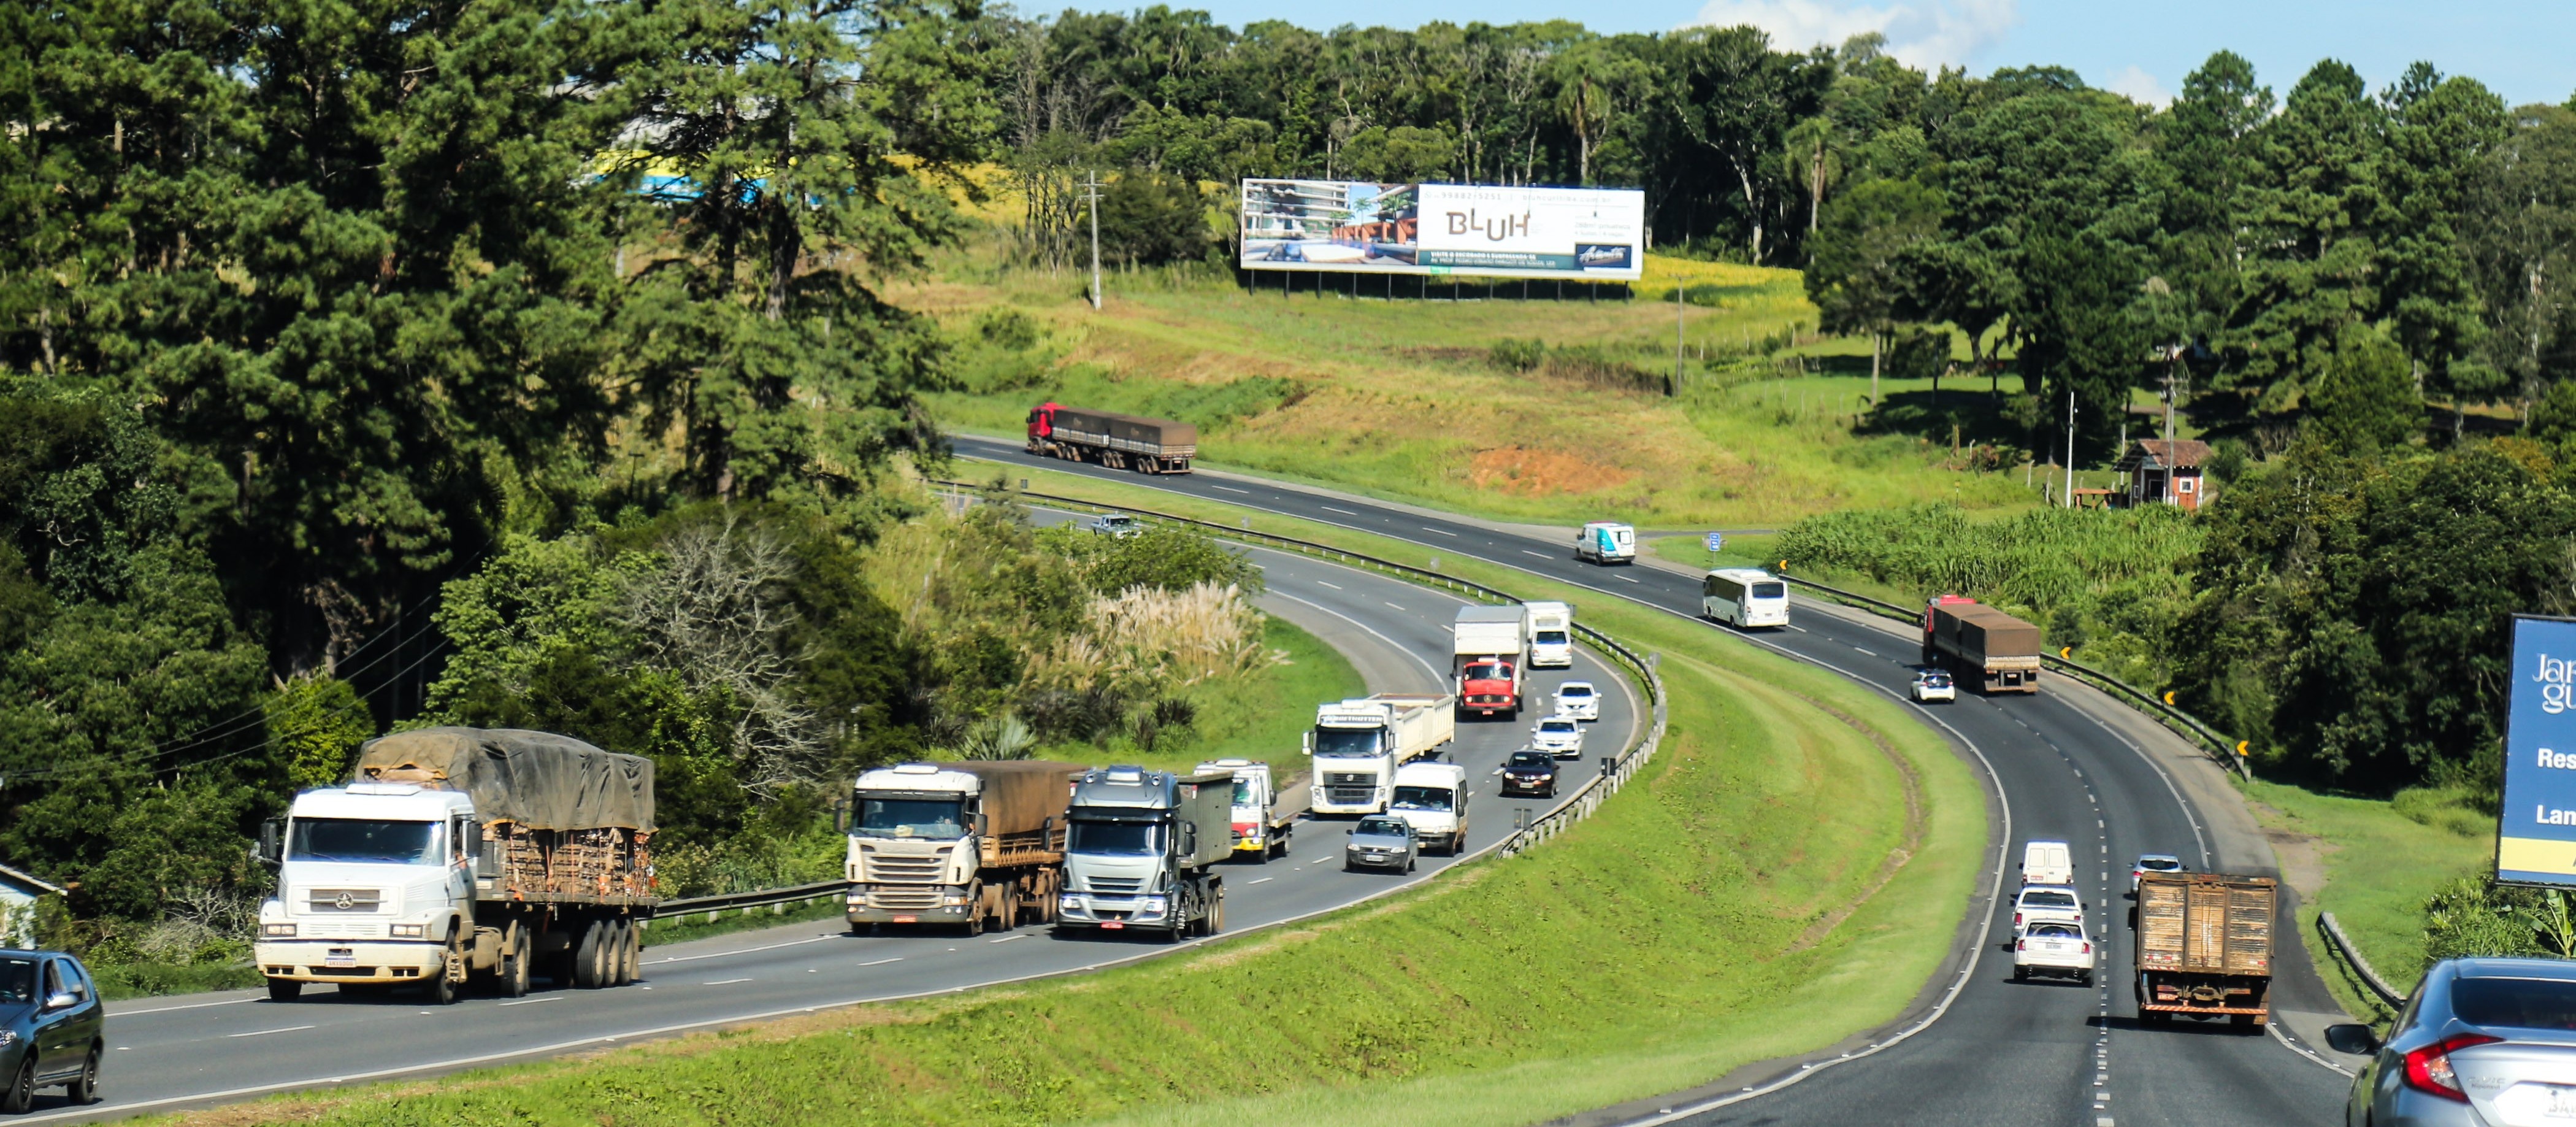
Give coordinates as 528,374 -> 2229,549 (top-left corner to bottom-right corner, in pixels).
1239,180 -> 1645,281
2501,615 -> 2576,887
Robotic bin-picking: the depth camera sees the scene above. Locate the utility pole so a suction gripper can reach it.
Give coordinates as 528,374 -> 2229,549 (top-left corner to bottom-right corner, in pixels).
1084,169 -> 1103,312
2063,389 -> 2077,509
1673,280 -> 1685,397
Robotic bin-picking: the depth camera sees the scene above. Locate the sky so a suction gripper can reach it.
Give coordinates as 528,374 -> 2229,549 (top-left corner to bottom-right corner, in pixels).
1105,0 -> 2576,110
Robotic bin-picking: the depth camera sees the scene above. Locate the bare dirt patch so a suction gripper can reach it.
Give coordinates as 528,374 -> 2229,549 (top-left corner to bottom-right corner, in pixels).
1469,445 -> 1636,496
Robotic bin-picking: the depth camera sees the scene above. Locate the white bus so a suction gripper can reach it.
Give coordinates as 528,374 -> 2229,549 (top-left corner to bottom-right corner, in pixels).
1703,568 -> 1789,628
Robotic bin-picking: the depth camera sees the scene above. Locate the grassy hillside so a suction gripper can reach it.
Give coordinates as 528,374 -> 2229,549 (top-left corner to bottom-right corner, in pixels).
2243,781 -> 2494,1020
900,240 -> 2041,529
156,477 -> 1984,1127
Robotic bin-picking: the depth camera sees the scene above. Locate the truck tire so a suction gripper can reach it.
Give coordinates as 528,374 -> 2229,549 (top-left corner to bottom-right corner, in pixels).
427,931 -> 464,1005
1210,892 -> 1225,935
964,885 -> 987,937
266,977 -> 302,1002
573,920 -> 606,989
500,928 -> 531,998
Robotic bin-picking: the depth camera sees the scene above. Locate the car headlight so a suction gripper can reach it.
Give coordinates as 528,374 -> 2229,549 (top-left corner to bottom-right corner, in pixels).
390,923 -> 427,939
262,922 -> 297,938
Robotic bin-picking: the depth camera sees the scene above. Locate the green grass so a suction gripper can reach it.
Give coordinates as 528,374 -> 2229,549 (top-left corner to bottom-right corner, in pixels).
2241,780 -> 2494,1020
156,473 -> 1984,1127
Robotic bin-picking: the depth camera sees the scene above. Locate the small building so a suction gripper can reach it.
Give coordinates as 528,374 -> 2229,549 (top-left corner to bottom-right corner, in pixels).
2115,439 -> 2213,510
0,862 -> 63,947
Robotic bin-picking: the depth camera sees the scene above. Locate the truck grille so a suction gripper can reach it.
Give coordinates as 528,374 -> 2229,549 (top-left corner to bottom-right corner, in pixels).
305,888 -> 383,914
1325,785 -> 1377,804
1324,772 -> 1374,785
1086,876 -> 1144,894
867,887 -> 941,910
863,849 -> 950,883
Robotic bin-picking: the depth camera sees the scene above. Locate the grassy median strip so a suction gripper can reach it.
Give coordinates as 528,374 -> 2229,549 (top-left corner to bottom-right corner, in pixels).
155,474 -> 1980,1127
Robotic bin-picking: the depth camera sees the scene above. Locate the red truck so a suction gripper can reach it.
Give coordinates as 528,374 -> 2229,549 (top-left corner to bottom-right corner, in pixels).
1025,403 -> 1197,474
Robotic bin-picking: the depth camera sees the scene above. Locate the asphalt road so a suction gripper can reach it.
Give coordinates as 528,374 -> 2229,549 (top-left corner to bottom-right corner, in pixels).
36,535 -> 1639,1124
951,434 -> 2356,1127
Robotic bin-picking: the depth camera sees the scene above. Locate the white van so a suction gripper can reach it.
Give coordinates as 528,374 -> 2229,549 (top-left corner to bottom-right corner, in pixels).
1575,522 -> 1636,565
1389,761 -> 1470,856
2020,840 -> 2074,887
1703,568 -> 1790,628
1525,601 -> 1575,668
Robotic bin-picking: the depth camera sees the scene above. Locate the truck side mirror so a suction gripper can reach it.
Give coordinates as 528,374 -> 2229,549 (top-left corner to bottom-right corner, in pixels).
255,818 -> 283,867
474,835 -> 499,880
1301,733 -> 1313,756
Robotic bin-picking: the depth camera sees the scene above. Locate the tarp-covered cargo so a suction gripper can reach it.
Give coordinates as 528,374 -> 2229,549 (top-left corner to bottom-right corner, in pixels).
356,727 -> 654,832
1949,606 -> 2041,665
949,760 -> 1083,839
1026,403 -> 1198,473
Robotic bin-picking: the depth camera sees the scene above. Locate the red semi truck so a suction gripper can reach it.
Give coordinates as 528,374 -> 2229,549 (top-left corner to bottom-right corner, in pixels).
1025,403 -> 1197,474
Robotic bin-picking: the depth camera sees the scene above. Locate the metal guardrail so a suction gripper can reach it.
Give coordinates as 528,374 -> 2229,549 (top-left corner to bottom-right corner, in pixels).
2320,911 -> 2409,1010
930,477 -> 1671,858
653,880 -> 845,924
1771,572 -> 2250,780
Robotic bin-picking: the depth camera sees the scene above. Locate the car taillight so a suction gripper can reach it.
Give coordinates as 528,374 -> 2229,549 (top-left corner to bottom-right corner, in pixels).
2013,912 -> 2022,927
2015,939 -> 2025,950
2080,943 -> 2090,954
2403,1033 -> 2502,1102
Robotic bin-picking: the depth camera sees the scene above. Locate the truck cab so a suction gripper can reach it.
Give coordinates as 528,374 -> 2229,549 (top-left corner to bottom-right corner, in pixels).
1388,761 -> 1470,855
1056,767 -> 1232,939
1457,658 -> 1522,718
847,761 -> 1076,936
255,783 -> 479,997
1308,705 -> 1397,815
1525,601 -> 1575,669
1195,758 -> 1294,861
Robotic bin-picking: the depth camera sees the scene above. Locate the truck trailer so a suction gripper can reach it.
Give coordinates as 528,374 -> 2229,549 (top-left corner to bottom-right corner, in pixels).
1056,767 -> 1234,939
1196,758 -> 1306,861
1025,402 -> 1198,474
1922,596 -> 2043,694
253,728 -> 657,1003
845,760 -> 1085,936
1305,694 -> 1457,815
2134,872 -> 2276,1027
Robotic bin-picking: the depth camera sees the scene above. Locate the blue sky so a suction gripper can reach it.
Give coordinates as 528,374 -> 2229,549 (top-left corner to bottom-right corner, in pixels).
1080,0 -> 2576,109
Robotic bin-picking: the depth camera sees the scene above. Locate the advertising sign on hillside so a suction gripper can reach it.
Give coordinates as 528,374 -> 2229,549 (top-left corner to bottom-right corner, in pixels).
1238,180 -> 1645,281
2500,615 -> 2576,887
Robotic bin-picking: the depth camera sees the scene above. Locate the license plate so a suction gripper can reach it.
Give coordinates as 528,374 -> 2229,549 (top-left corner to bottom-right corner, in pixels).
325,948 -> 355,968
1365,854 -> 1385,861
1102,921 -> 1124,930
892,915 -> 917,924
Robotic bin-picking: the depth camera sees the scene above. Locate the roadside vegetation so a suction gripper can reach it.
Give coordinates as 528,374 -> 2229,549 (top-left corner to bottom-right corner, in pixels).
150,509 -> 1982,1127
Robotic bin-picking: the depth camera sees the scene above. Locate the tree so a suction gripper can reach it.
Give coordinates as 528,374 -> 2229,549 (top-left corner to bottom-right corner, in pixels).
1549,40 -> 1654,186
2305,326 -> 2423,453
1806,178 -> 1945,401
1665,26 -> 1829,262
2228,61 -> 2391,411
2156,52 -> 2274,352
2467,104 -> 2576,421
1097,169 -> 1214,265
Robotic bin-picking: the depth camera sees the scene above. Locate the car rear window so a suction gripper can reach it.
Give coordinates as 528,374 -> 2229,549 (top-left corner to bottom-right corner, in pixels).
2022,891 -> 2077,907
2028,924 -> 2080,937
2453,977 -> 2576,1031
1562,685 -> 1593,697
2141,858 -> 2182,871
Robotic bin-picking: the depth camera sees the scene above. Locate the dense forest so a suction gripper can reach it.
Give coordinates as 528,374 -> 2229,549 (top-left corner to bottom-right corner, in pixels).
6,0 -> 2576,964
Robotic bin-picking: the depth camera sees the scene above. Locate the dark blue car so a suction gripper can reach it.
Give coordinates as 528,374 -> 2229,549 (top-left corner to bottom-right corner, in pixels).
1,950 -> 103,1113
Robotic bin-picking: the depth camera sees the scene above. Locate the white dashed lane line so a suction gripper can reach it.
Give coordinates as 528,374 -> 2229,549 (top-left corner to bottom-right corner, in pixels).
702,978 -> 753,986
1384,602 -> 1405,611
1211,485 -> 1251,494
225,1025 -> 315,1039
858,958 -> 902,967
1321,506 -> 1359,516
1423,527 -> 1458,536
1521,550 -> 1551,560
1316,580 -> 1343,590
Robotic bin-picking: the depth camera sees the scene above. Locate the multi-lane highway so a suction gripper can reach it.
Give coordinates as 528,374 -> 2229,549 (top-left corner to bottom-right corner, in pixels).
37,537 -> 1639,1124
951,434 -> 2359,1127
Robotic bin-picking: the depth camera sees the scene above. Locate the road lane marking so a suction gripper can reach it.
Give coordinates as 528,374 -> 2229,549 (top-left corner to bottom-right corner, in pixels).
702,977 -> 753,986
1211,485 -> 1251,494
1521,550 -> 1551,559
988,934 -> 1026,944
1423,526 -> 1457,536
1249,877 -> 1275,885
497,997 -> 558,1007
858,958 -> 902,967
1383,602 -> 1405,610
113,994 -> 261,1016
1787,624 -> 1809,633
1615,574 -> 1638,582
1853,647 -> 1878,657
226,1025 -> 315,1038
1316,580 -> 1343,590
1322,506 -> 1359,516
1265,590 -> 1449,685
645,933 -> 834,966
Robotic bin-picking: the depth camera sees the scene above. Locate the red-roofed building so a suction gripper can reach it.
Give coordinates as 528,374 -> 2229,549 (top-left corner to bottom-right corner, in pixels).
2115,440 -> 2213,510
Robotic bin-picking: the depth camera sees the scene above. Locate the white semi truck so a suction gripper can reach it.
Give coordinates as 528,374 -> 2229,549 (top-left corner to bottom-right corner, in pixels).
253,728 -> 657,1004
1305,694 -> 1457,815
845,760 -> 1085,936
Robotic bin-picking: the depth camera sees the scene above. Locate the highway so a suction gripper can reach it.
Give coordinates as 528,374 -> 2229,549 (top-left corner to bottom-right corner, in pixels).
951,434 -> 2358,1127
34,536 -> 1640,1124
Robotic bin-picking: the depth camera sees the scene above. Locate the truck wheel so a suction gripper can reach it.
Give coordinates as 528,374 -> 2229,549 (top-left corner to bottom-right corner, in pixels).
607,920 -> 632,985
500,928 -> 531,998
266,977 -> 302,1002
1210,893 -> 1225,935
573,921 -> 605,989
999,895 -> 1018,933
427,931 -> 464,1005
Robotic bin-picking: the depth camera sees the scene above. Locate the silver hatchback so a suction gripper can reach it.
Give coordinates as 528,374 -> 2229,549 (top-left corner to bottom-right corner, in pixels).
2329,957 -> 2576,1126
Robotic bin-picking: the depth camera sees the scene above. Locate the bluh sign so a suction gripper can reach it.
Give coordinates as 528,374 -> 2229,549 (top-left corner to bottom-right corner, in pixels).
2500,615 -> 2576,887
1239,180 -> 1646,281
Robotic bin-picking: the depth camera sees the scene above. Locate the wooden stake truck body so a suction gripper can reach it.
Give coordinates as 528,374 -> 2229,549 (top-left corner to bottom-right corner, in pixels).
2134,872 -> 2276,1026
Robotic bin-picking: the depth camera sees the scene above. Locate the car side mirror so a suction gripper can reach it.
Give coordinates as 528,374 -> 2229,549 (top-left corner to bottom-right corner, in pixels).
1344,829 -> 1354,837
2323,1024 -> 2380,1055
43,991 -> 78,1012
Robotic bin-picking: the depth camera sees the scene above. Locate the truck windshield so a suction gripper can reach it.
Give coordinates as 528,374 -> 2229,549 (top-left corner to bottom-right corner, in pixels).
1533,630 -> 1569,645
1312,728 -> 1385,758
1068,820 -> 1162,855
856,796 -> 967,839
1230,779 -> 1254,805
1463,663 -> 1510,681
288,818 -> 440,865
1389,786 -> 1451,812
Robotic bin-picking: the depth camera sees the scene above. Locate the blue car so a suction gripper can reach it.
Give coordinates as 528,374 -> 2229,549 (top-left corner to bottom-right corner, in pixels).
1,950 -> 104,1113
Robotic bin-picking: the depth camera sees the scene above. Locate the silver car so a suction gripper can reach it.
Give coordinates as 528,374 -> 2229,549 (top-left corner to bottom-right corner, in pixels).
1343,816 -> 1417,874
1087,513 -> 1145,539
2329,957 -> 2576,1126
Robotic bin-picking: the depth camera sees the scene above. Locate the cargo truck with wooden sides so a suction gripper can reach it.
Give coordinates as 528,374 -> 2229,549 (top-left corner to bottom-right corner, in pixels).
2134,871 -> 2276,1027
253,728 -> 657,1003
1025,402 -> 1198,474
1922,596 -> 2044,694
1056,767 -> 1234,939
845,760 -> 1085,936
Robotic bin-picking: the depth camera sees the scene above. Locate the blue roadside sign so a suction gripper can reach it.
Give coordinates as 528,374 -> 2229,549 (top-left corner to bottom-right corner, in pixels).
1706,533 -> 1724,553
2501,615 -> 2576,887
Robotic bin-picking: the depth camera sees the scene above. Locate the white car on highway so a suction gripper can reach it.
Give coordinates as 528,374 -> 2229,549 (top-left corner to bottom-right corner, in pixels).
2012,885 -> 2086,933
2130,853 -> 2185,895
1552,681 -> 1600,721
1087,513 -> 1145,539
2014,920 -> 2095,984
1911,670 -> 1956,703
1532,716 -> 1585,760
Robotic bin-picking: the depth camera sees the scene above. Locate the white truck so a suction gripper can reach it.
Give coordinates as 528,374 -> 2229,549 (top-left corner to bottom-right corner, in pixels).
1575,521 -> 1636,564
1389,761 -> 1471,855
845,760 -> 1084,936
1305,694 -> 1457,815
1454,604 -> 1532,718
1525,601 -> 1576,669
253,728 -> 657,1004
1195,758 -> 1305,863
